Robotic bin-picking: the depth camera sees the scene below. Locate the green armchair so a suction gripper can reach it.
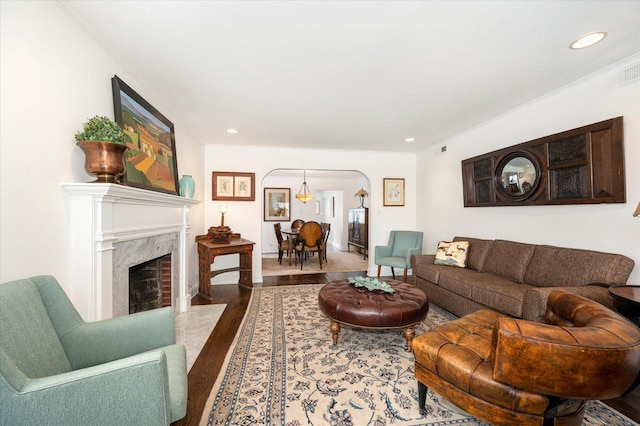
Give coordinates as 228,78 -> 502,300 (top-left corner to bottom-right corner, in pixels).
375,230 -> 424,282
0,275 -> 187,425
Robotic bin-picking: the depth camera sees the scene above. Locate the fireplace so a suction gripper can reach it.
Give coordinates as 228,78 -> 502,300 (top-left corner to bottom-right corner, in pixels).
129,254 -> 172,313
112,232 -> 179,317
63,183 -> 200,321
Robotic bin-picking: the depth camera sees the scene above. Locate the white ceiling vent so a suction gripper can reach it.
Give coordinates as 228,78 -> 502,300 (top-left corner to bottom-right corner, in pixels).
619,62 -> 640,87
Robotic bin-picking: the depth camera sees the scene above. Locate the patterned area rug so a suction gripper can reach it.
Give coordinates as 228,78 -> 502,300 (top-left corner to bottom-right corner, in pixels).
200,284 -> 636,426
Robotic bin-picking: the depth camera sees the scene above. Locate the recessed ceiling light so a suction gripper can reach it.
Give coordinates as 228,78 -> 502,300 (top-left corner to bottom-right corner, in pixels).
404,137 -> 415,143
226,128 -> 238,134
570,31 -> 607,50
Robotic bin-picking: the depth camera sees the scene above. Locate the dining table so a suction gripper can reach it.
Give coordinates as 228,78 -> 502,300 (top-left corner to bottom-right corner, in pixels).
280,228 -> 300,265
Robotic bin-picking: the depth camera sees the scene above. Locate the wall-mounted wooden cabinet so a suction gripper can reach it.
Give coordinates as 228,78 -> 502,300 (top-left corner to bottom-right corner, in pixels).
462,117 -> 625,207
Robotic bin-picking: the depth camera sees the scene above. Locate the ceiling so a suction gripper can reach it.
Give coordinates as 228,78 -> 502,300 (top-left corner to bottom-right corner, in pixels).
60,1 -> 640,153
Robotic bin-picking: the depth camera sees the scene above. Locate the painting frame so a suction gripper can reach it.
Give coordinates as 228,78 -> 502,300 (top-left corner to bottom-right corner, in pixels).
383,178 -> 405,206
212,172 -> 255,201
264,188 -> 291,221
111,75 -> 180,195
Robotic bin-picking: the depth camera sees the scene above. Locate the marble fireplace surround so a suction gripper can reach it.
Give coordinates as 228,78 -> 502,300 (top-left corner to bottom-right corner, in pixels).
62,183 -> 200,321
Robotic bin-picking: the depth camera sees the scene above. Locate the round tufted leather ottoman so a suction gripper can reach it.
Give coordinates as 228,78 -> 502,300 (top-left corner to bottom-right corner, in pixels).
318,279 -> 429,351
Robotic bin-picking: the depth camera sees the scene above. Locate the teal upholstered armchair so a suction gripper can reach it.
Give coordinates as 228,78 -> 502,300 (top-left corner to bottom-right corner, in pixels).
375,231 -> 424,282
0,275 -> 187,425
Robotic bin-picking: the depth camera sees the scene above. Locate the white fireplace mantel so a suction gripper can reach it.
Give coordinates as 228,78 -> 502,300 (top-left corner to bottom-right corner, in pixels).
62,183 -> 200,321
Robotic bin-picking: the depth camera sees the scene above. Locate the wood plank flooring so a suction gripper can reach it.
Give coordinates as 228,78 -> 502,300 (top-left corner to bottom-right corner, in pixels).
172,271 -> 640,425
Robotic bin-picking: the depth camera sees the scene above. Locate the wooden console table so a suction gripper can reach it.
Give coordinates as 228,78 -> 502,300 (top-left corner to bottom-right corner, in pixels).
196,236 -> 255,299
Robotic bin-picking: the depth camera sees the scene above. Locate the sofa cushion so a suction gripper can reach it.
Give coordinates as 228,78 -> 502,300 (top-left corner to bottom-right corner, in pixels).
453,236 -> 494,272
471,279 -> 534,318
437,271 -> 532,318
437,268 -> 486,299
524,245 -> 635,287
434,241 -> 469,268
483,240 -> 535,283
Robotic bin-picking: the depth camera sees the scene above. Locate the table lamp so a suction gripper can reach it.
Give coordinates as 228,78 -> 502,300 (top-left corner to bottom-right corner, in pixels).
355,188 -> 368,208
220,205 -> 228,227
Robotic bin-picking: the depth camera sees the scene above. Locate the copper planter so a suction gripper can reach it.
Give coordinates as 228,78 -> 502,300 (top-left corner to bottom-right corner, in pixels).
77,141 -> 129,183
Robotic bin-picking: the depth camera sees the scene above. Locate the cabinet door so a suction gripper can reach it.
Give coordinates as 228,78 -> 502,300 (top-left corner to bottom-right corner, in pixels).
348,208 -> 368,246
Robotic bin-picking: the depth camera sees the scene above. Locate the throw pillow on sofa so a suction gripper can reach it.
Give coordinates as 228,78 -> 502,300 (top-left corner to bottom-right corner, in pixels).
434,241 -> 469,268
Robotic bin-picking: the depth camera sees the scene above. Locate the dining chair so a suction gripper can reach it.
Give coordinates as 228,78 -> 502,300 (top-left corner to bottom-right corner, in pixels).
291,219 -> 305,230
295,221 -> 324,270
273,223 -> 291,265
320,222 -> 331,263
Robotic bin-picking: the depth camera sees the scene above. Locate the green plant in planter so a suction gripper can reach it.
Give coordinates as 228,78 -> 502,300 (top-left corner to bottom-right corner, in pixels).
74,115 -> 126,145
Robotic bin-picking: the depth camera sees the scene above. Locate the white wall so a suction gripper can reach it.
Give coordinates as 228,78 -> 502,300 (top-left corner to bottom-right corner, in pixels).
0,2 -> 206,295
204,145 -> 417,284
417,54 -> 640,283
3,1 -> 636,296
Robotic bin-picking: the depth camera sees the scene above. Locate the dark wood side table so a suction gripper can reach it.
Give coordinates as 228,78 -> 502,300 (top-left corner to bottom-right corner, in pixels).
196,236 -> 255,299
609,285 -> 640,327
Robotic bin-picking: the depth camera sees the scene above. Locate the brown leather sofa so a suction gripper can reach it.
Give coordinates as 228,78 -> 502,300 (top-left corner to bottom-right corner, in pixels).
411,237 -> 634,322
413,290 -> 640,426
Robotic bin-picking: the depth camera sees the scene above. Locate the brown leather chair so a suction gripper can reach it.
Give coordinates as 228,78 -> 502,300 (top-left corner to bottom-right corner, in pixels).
413,290 -> 640,426
273,223 -> 290,264
295,221 -> 324,270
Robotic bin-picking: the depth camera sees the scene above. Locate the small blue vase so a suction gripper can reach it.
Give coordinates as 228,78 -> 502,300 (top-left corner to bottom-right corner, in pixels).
179,175 -> 195,198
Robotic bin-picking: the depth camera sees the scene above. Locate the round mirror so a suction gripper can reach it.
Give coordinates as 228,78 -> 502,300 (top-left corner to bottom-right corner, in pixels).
496,153 -> 539,200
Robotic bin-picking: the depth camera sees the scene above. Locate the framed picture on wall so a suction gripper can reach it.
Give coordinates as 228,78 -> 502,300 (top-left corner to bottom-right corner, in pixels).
212,172 -> 255,201
383,178 -> 405,206
112,75 -> 180,195
264,188 -> 290,221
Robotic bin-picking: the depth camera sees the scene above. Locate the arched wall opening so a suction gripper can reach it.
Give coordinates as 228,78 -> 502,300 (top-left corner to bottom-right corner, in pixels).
261,168 -> 370,256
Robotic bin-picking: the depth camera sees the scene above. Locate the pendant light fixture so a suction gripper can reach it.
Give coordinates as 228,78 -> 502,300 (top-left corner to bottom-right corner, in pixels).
295,170 -> 315,203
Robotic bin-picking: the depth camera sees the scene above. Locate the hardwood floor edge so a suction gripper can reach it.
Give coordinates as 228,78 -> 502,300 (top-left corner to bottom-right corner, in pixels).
172,285 -> 251,426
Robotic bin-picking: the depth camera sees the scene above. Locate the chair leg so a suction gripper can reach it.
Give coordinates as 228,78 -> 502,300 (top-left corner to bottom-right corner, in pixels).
278,250 -> 283,264
391,267 -> 396,279
377,265 -> 381,277
318,249 -> 322,269
403,269 -> 407,282
418,381 -> 427,415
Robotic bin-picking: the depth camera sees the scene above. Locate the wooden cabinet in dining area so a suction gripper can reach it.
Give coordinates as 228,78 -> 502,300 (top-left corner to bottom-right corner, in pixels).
347,208 -> 368,259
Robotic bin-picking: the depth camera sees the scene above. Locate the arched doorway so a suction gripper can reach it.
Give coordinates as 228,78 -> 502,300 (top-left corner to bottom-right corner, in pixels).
261,168 -> 370,276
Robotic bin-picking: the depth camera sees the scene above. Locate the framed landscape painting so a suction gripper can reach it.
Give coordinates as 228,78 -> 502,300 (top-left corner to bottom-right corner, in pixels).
264,188 -> 290,221
112,75 -> 180,195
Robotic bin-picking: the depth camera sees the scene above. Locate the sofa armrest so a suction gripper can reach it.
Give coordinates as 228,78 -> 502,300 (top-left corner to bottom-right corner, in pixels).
492,313 -> 640,400
522,285 -> 612,322
410,254 -> 435,268
61,307 -> 176,369
2,351 -> 172,425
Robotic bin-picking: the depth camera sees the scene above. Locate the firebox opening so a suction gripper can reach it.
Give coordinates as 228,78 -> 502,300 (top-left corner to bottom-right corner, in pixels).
129,254 -> 172,314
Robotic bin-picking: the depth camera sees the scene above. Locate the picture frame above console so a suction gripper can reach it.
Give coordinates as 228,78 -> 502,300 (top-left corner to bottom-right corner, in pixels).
461,117 -> 625,207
